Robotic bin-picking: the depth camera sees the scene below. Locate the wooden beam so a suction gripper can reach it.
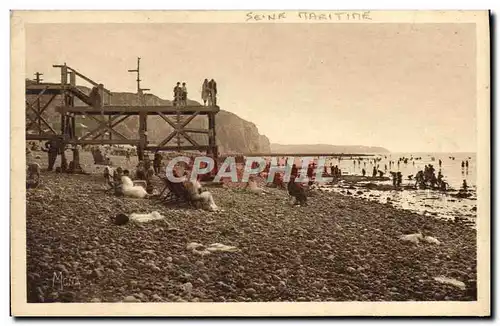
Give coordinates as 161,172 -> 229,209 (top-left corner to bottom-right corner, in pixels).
52,65 -> 113,95
26,93 -> 58,134
146,145 -> 210,152
156,130 -> 178,148
78,113 -> 128,141
156,111 -> 178,129
183,128 -> 209,134
56,105 -> 220,115
177,130 -> 200,147
25,86 -> 50,108
180,111 -> 200,128
90,115 -> 130,140
26,134 -> 57,140
67,139 -> 141,145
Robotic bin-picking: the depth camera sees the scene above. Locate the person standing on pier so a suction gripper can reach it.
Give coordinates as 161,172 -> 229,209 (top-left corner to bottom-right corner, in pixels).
181,82 -> 188,106
89,85 -> 102,110
173,82 -> 182,106
201,79 -> 209,106
208,79 -> 217,106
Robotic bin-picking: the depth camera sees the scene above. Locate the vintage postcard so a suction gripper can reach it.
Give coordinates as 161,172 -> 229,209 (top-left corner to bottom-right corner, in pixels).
11,10 -> 490,316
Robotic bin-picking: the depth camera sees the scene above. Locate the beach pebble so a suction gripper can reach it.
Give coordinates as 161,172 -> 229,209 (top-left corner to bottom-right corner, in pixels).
346,267 -> 356,273
123,295 -> 140,302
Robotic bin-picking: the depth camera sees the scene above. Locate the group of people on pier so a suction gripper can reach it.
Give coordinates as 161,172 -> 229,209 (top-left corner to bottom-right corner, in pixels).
172,79 -> 218,107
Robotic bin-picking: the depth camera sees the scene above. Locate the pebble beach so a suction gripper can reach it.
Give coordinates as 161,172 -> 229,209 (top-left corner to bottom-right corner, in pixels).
25,150 -> 477,303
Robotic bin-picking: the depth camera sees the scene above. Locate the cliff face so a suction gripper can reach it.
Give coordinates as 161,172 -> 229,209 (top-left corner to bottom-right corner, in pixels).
26,82 -> 271,154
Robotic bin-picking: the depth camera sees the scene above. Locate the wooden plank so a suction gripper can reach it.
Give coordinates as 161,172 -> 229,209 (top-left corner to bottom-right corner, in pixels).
180,111 -> 200,128
90,115 -> 130,140
146,145 -> 210,152
67,139 -> 141,145
177,131 -> 200,147
57,105 -> 220,115
52,65 -> 113,95
157,111 -> 178,129
156,130 -> 178,148
78,113 -> 128,141
26,134 -> 57,140
183,128 -> 209,134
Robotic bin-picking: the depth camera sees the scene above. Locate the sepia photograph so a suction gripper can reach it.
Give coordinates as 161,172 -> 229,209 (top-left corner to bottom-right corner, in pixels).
10,10 -> 490,316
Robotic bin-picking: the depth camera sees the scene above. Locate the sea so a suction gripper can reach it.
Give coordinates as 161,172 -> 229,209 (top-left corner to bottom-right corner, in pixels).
268,152 -> 477,225
323,152 -> 478,225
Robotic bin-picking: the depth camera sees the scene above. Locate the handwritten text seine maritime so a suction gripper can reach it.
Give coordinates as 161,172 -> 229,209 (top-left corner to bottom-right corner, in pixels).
245,11 -> 372,22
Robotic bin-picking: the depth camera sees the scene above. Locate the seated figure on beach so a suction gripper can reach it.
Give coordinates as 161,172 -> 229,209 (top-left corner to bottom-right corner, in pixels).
121,174 -> 148,199
245,175 -> 268,195
183,177 -> 219,212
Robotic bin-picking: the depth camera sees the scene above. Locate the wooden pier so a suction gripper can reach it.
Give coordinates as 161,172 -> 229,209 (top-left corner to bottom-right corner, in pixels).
25,63 -> 219,172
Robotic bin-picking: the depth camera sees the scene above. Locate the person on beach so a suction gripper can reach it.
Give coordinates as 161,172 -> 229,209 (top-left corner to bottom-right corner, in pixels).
461,161 -> 465,169
153,151 -> 162,175
362,168 -> 366,177
437,171 -> 446,191
391,172 -> 397,187
396,172 -> 402,187
201,79 -> 209,106
173,82 -> 181,106
415,170 -> 424,188
43,137 -> 63,171
372,166 -> 377,178
466,160 -> 469,169
439,159 -> 442,167
287,175 -> 307,206
462,180 -> 468,191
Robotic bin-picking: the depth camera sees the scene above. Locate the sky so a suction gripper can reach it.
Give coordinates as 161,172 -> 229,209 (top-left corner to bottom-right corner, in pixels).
25,23 -> 477,152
